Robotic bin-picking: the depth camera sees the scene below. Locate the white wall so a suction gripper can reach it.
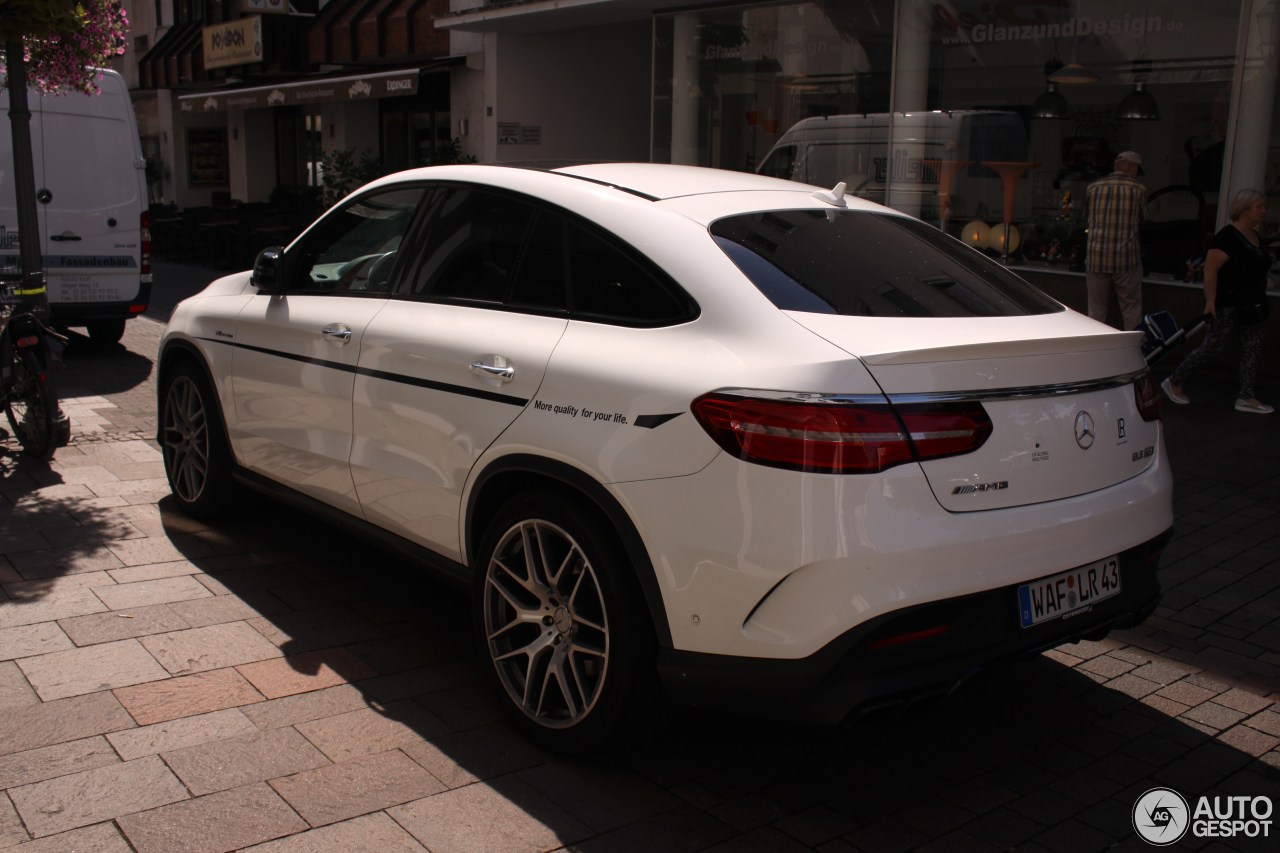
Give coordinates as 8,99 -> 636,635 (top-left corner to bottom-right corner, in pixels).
326,100 -> 379,155
452,62 -> 486,162
450,22 -> 486,162
487,21 -> 652,164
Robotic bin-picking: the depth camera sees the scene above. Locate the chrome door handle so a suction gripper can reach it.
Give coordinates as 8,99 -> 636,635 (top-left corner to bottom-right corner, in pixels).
471,359 -> 514,383
321,324 -> 353,344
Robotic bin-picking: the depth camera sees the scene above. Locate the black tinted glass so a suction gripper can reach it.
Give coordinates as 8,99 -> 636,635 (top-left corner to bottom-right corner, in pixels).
409,188 -> 537,302
291,188 -> 423,294
711,211 -> 1062,318
508,213 -> 568,311
568,223 -> 694,325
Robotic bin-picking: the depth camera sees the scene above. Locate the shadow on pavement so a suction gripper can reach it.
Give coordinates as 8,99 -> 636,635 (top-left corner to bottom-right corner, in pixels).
58,331 -> 154,397
1,293 -> 1276,849
146,494 -> 1280,851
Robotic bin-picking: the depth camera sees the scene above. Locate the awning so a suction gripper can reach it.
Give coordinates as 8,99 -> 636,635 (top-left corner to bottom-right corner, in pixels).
309,0 -> 448,65
176,59 -> 462,113
435,0 -> 695,33
138,22 -> 206,89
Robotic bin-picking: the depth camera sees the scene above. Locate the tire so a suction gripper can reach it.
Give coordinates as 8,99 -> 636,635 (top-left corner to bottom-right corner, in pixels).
86,320 -> 126,345
159,359 -> 238,517
475,491 -> 656,753
4,347 -> 57,460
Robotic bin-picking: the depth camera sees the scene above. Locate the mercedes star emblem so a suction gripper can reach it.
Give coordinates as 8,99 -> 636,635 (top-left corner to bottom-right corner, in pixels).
1074,411 -> 1095,449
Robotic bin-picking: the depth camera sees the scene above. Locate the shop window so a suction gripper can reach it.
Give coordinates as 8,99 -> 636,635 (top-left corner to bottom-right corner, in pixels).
274,108 -> 324,195
187,128 -> 228,186
655,0 -> 1263,278
382,107 -> 453,169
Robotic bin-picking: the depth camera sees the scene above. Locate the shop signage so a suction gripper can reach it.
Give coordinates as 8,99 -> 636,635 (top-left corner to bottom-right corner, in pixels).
241,0 -> 288,14
179,70 -> 420,112
498,123 -> 543,145
203,16 -> 263,70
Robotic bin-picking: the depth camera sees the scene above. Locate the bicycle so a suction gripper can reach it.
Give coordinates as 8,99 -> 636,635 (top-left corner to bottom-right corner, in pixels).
1,272 -> 70,459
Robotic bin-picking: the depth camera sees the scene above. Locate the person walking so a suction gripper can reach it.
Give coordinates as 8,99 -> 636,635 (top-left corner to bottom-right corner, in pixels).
1086,150 -> 1148,330
1161,189 -> 1273,414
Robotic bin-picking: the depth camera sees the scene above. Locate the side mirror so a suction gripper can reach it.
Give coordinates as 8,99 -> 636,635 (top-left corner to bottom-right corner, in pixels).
251,246 -> 285,291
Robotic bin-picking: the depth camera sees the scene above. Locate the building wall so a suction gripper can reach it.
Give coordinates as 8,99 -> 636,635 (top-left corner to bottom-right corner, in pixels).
486,21 -> 651,163
115,0 -> 159,90
450,24 -> 486,162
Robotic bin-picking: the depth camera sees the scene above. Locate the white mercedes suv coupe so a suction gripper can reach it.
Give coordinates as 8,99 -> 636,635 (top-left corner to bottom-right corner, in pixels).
157,163 -> 1174,751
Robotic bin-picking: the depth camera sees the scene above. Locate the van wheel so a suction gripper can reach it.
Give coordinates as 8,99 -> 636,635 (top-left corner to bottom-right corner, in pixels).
159,360 -> 238,517
475,491 -> 655,753
86,320 -> 126,345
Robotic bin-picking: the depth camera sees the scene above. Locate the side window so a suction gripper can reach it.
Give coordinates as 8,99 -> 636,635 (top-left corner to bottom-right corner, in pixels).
393,185 -> 688,324
408,187 -> 540,303
288,187 -> 424,294
758,144 -> 797,180
567,223 -> 694,326
508,212 -> 568,312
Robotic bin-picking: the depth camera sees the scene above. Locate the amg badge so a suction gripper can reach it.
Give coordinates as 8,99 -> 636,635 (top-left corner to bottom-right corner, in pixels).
952,481 -> 1009,495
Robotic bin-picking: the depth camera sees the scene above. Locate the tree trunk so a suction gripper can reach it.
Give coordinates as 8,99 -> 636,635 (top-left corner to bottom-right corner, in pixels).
4,38 -> 49,317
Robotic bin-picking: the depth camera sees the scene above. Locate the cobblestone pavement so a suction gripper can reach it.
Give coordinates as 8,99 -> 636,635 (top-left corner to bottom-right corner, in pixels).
0,272 -> 1278,851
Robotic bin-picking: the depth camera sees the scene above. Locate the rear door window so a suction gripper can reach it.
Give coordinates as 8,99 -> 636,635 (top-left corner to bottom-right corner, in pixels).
566,222 -> 695,326
711,210 -> 1063,318
397,185 -> 697,326
405,187 -> 541,304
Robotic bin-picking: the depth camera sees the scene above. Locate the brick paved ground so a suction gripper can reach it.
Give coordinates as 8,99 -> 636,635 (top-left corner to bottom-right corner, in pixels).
0,271 -> 1277,851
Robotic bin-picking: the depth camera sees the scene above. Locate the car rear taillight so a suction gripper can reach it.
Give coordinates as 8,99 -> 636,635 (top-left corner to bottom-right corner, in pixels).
1133,371 -> 1160,422
690,393 -> 992,474
141,209 -> 152,280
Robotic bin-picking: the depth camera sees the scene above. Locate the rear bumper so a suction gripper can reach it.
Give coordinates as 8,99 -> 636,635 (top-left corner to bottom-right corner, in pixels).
50,281 -> 151,325
656,527 -> 1171,726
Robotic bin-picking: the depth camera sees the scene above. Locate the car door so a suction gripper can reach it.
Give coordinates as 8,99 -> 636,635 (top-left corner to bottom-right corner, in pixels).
351,185 -> 568,560
231,185 -> 425,515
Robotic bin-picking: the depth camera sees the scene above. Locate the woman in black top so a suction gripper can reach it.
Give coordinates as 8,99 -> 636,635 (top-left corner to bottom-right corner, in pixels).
1162,189 -> 1273,414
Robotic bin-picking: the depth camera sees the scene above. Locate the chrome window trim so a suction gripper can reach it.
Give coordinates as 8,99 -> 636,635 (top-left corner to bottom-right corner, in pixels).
715,370 -> 1145,406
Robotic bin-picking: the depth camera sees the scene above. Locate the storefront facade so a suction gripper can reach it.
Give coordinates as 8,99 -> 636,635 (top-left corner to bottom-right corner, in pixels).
174,63 -> 455,206
445,0 -> 1280,294
654,0 -> 1279,285
133,0 -> 459,209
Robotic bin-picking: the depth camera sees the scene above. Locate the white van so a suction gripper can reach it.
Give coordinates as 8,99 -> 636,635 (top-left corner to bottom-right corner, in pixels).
757,111 -> 1029,225
1,68 -> 150,343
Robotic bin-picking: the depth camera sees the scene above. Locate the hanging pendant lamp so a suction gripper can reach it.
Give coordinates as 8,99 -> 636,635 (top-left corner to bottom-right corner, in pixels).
1031,82 -> 1070,119
1116,81 -> 1160,120
1048,63 -> 1100,84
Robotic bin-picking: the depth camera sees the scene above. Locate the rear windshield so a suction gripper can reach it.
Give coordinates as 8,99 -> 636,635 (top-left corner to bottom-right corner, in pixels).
710,210 -> 1063,318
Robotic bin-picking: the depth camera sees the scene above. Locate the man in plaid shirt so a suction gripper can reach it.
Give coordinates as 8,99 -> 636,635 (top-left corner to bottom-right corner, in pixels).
1086,151 -> 1148,330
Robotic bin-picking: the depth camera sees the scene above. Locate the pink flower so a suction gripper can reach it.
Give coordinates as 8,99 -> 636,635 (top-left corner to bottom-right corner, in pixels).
7,0 -> 130,94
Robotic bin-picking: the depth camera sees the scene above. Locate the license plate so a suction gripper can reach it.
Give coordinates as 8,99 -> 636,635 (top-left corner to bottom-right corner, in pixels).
1018,557 -> 1120,628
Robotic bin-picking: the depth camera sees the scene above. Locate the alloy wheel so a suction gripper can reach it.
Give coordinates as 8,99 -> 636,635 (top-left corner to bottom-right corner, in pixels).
162,375 -> 210,504
482,519 -> 610,729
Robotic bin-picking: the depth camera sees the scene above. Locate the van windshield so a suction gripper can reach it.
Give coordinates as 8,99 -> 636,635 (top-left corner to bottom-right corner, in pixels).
710,210 -> 1063,318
